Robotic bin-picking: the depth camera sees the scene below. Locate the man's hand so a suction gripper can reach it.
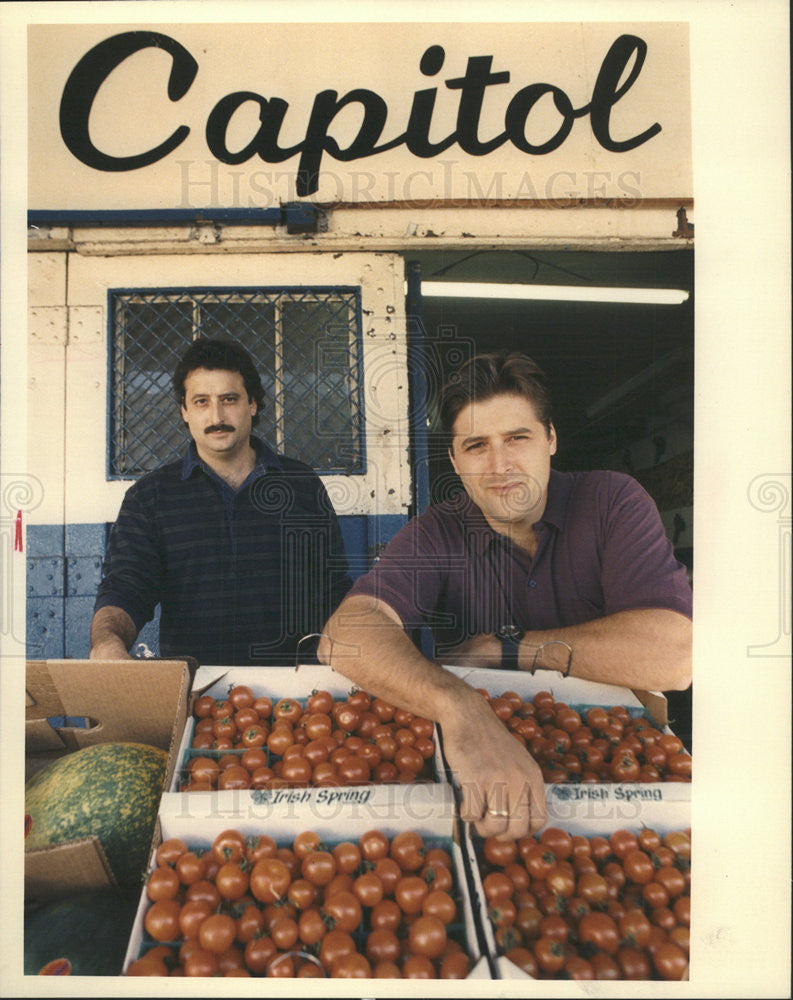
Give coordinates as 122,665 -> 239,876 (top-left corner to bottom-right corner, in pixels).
439,684 -> 547,839
321,595 -> 547,838
89,606 -> 136,660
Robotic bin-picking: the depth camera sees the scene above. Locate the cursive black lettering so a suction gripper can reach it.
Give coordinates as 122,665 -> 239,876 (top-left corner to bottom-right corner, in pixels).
57,33 -> 665,194
59,31 -> 197,171
445,55 -> 510,155
505,83 -> 580,154
589,34 -> 662,151
296,88 -> 390,198
206,92 -> 297,164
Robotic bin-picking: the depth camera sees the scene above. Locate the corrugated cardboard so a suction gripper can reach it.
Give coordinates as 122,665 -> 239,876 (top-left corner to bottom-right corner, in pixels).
125,783 -> 493,978
24,659 -> 192,902
480,791 -> 692,981
437,665 -> 689,796
167,663 -> 449,795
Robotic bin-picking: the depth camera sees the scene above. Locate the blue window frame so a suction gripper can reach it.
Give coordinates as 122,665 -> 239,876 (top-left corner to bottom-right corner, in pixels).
107,286 -> 365,477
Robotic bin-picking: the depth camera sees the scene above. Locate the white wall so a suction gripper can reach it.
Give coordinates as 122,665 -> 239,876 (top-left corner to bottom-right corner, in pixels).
28,248 -> 411,527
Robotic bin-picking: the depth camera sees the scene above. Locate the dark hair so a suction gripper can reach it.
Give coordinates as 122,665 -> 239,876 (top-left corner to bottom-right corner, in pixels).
173,338 -> 265,425
440,351 -> 553,444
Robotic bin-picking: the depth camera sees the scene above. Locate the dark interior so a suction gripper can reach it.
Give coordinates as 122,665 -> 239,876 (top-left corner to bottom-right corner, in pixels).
406,247 -> 694,748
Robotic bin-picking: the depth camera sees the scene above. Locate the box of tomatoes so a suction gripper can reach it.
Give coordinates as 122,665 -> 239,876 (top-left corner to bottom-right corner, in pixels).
166,664 -> 450,802
468,794 -> 691,982
437,666 -> 692,793
122,782 -> 495,979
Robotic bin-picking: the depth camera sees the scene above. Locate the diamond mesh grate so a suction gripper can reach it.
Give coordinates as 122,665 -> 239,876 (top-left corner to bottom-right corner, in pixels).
109,288 -> 363,476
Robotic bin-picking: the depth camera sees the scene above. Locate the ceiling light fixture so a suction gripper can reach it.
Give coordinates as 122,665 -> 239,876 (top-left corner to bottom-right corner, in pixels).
420,281 -> 690,306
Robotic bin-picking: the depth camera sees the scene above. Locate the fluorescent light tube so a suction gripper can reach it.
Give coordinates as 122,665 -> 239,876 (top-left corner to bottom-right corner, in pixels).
420,281 -> 689,305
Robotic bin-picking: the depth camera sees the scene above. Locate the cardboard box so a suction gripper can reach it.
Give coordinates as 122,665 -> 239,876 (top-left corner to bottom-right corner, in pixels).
438,665 -> 690,795
124,783 -> 494,979
24,659 -> 191,902
468,791 -> 691,981
168,663 -> 449,796
441,664 -> 671,727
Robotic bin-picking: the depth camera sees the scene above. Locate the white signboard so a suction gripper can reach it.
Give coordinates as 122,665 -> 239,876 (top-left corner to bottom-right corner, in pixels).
28,21 -> 692,210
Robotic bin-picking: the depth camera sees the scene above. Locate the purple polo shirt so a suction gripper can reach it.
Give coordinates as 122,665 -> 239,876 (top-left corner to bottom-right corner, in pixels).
348,469 -> 692,657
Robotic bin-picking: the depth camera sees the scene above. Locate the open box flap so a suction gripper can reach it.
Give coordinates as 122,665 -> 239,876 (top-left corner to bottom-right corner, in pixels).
25,837 -> 118,902
26,659 -> 191,758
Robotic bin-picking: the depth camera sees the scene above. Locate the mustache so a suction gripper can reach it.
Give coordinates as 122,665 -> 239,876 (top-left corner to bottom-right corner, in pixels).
205,424 -> 235,434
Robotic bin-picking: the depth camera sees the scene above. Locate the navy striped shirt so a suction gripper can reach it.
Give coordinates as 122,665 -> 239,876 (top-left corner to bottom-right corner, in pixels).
94,437 -> 351,665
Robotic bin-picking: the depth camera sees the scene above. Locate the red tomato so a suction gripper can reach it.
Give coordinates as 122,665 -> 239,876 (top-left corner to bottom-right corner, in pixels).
394,874 -> 429,915
482,835 -> 518,867
319,928 -> 357,970
198,913 -> 236,954
422,888 -> 456,925
401,954 -> 436,979
336,754 -> 372,786
539,827 -> 574,860
577,912 -> 620,955
505,945 -> 539,977
439,950 -> 471,979
332,840 -> 362,874
307,689 -> 334,715
618,945 -> 652,980
215,861 -> 249,900
408,915 -> 447,959
369,898 -> 402,933
210,829 -> 247,865
359,829 -> 390,862
249,857 -> 291,903
653,941 -> 688,980
144,899 -> 181,942
243,935 -> 277,975
483,871 -> 514,907
353,871 -> 385,908
156,837 -> 188,868
302,850 -> 337,887
227,684 -> 255,710
533,934 -> 567,974
273,697 -> 302,723
235,903 -> 266,944
252,695 -> 273,719
296,906 -> 327,947
185,878 -> 221,909
217,764 -> 251,790
323,890 -> 362,933
390,831 -> 426,871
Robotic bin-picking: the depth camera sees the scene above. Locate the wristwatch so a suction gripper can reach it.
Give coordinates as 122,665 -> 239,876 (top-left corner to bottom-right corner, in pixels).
495,624 -> 524,671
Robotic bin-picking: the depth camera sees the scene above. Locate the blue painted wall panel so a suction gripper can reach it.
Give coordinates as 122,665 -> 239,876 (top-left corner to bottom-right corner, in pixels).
27,556 -> 65,598
64,597 -> 94,658
66,555 -> 104,597
26,525 -> 64,558
27,597 -> 64,658
66,522 -> 108,556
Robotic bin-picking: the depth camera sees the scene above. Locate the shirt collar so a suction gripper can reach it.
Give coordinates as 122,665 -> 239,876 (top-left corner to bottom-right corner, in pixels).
181,435 -> 283,481
458,467 -> 572,544
541,468 -> 572,532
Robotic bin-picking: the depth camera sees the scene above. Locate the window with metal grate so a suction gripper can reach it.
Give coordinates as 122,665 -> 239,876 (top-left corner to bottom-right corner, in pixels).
108,287 -> 364,477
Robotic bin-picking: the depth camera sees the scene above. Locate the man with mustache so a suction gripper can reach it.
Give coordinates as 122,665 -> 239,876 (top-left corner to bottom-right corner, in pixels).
90,338 -> 351,665
320,351 -> 692,838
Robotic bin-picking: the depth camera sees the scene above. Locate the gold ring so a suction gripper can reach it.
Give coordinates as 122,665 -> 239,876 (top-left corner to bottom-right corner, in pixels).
486,808 -> 509,818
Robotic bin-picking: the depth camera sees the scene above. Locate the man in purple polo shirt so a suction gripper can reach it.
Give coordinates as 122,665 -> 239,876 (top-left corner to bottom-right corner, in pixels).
320,352 -> 692,839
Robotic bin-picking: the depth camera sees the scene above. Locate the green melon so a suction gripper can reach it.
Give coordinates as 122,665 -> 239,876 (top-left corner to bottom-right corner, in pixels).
24,889 -> 139,976
25,741 -> 168,893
